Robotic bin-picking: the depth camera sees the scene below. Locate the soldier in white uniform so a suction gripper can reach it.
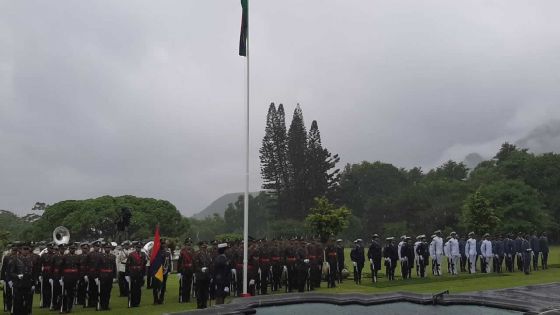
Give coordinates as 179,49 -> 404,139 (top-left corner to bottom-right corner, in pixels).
116,241 -> 131,297
481,233 -> 493,273
397,236 -> 406,277
429,235 -> 436,275
433,230 -> 444,276
465,232 -> 477,274
444,236 -> 451,274
449,232 -> 460,275
414,236 -> 422,277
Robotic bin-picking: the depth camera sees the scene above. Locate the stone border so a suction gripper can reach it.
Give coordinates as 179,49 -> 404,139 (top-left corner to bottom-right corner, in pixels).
167,283 -> 560,315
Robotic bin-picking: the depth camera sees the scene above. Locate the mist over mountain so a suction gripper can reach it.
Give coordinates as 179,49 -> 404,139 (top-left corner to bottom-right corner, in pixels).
516,120 -> 560,154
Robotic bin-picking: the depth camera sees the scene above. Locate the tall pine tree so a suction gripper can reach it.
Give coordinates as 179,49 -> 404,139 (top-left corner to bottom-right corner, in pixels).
306,120 -> 340,210
260,103 -> 278,191
287,104 -> 308,219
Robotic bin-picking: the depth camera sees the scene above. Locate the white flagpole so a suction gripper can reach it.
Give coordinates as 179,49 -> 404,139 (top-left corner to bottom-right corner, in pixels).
242,0 -> 250,296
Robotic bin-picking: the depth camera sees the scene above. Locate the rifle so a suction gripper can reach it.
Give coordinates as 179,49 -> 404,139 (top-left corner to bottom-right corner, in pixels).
95,278 -> 100,311
124,276 -> 131,308
450,257 -> 456,275
352,261 -> 358,284
178,273 -> 183,303
84,276 -> 89,308
191,274 -> 196,299
49,278 -> 54,310
1,280 -> 6,312
37,276 -> 43,307
59,278 -> 65,313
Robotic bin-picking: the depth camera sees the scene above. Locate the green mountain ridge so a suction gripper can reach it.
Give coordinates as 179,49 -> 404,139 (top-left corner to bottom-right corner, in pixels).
192,192 -> 261,219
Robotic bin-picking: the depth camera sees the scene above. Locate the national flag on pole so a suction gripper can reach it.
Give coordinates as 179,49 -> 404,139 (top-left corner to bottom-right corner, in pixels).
149,225 -> 164,282
239,0 -> 248,56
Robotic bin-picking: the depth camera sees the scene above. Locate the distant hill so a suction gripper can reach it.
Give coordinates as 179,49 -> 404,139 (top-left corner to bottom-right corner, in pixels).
193,192 -> 261,219
0,210 -> 32,239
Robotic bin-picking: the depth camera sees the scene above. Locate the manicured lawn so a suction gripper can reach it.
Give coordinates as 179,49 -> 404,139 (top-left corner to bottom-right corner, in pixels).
2,247 -> 558,315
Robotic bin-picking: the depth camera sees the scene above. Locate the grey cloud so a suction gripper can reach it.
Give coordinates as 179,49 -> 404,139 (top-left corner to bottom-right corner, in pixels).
2,1 -> 560,216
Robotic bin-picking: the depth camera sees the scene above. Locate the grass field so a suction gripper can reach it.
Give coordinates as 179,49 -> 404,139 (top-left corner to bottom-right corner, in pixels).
1,247 -> 558,315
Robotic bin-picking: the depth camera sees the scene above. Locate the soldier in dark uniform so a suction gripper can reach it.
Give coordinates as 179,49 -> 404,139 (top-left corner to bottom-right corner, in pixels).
324,239 -> 338,288
51,244 -> 66,310
520,234 -> 531,275
514,233 -> 523,272
530,231 -> 540,271
416,235 -> 429,278
85,241 -> 101,308
540,232 -> 549,270
76,243 -> 89,306
96,243 -> 117,310
308,241 -> 322,290
367,234 -> 382,283
1,244 -> 18,312
152,240 -> 172,304
193,242 -> 211,309
125,241 -> 147,307
335,239 -> 345,284
350,239 -> 365,284
177,239 -> 194,303
8,243 -> 35,315
212,243 -> 230,305
294,241 -> 308,292
504,234 -> 514,272
60,243 -> 81,313
269,242 -> 282,292
459,235 -> 467,273
383,237 -> 398,281
400,237 -> 414,279
493,235 -> 504,273
284,240 -> 297,292
258,242 -> 272,294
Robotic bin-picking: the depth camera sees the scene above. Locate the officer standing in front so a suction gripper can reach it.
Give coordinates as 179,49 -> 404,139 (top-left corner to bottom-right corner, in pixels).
193,242 -> 212,309
126,241 -> 147,307
350,239 -> 365,284
177,239 -> 194,303
116,241 -> 130,297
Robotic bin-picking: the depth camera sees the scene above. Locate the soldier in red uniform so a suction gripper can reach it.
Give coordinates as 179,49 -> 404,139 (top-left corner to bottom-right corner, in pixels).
177,239 -> 194,303
76,243 -> 89,306
39,243 -> 55,308
126,241 -> 147,307
97,243 -> 117,310
86,241 -> 101,308
60,243 -> 81,313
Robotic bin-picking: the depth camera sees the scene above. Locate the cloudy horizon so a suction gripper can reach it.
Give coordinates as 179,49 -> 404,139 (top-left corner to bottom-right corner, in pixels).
2,1 -> 560,217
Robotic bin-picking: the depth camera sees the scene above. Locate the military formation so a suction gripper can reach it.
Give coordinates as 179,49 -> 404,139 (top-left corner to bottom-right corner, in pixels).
358,230 -> 550,284
0,230 -> 551,313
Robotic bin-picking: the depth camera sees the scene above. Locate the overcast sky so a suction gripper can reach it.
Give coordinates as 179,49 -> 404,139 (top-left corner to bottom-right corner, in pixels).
2,1 -> 560,216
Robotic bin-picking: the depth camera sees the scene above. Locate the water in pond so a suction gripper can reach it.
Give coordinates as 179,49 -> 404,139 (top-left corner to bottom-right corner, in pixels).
255,302 -> 521,315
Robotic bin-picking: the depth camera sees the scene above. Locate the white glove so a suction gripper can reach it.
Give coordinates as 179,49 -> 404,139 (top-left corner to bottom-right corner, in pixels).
224,287 -> 229,293
283,266 -> 288,273
18,274 -> 23,279
125,276 -> 130,283
59,279 -> 63,286
95,278 -> 100,286
49,279 -> 53,284
352,262 -> 357,267
249,279 -> 255,285
420,256 -> 424,261
84,276 -> 88,282
8,281 -> 13,287
369,259 -> 373,264
201,267 -> 208,273
385,258 -> 389,262
304,259 -> 309,264
38,276 -> 43,282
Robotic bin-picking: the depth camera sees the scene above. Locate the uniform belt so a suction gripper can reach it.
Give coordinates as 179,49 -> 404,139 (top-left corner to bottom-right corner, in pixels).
327,253 -> 337,257
260,259 -> 270,263
89,268 -> 96,272
63,269 -> 78,273
271,257 -> 281,261
42,266 -> 52,271
309,256 -> 317,259
286,257 -> 296,262
100,269 -> 113,273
